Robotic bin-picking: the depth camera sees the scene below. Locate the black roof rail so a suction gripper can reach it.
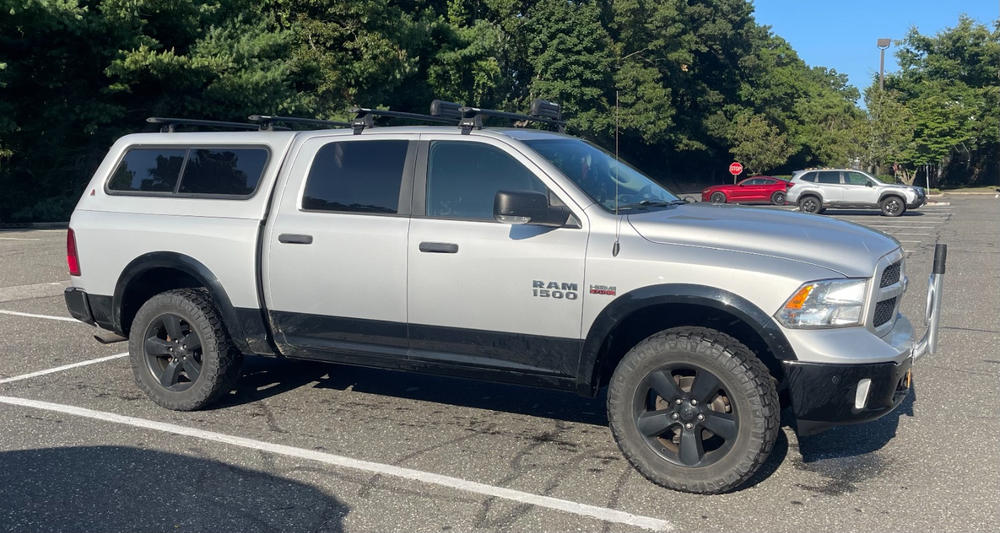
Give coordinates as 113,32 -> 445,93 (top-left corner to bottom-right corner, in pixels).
147,117 -> 261,133
350,107 -> 458,135
248,114 -> 350,131
429,99 -> 566,135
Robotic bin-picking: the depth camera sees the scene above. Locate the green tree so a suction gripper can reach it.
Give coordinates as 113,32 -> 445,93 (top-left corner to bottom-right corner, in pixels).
722,110 -> 792,175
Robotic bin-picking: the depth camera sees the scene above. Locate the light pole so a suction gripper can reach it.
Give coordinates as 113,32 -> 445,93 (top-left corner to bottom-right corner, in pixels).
877,38 -> 891,90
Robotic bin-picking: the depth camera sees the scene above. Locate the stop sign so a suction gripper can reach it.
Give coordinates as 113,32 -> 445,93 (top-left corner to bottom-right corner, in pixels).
729,162 -> 743,176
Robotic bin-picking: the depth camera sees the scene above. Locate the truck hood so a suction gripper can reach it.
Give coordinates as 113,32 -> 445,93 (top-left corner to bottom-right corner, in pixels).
627,204 -> 899,277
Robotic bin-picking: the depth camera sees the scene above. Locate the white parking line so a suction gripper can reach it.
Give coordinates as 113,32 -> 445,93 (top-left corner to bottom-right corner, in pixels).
0,395 -> 672,531
0,237 -> 41,241
0,353 -> 128,384
0,310 -> 77,322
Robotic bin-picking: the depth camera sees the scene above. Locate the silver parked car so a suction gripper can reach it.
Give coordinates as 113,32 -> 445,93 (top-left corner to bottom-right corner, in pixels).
63,103 -> 945,494
785,169 -> 926,216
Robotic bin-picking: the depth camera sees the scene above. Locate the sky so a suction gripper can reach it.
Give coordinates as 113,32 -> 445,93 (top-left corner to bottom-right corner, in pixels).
751,0 -> 999,100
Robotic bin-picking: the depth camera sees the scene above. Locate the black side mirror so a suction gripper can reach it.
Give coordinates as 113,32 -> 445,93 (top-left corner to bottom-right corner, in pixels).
494,190 -> 571,227
865,181 -> 874,187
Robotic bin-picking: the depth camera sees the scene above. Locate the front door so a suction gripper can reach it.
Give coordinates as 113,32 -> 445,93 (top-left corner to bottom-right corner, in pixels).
264,135 -> 415,359
842,171 -> 880,205
406,136 -> 588,377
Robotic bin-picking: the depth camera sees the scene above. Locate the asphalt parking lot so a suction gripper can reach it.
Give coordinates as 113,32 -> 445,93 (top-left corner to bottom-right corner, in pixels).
1,196 -> 997,533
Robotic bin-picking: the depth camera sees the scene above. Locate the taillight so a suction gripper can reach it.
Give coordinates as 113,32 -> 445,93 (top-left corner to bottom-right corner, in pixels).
67,228 -> 81,276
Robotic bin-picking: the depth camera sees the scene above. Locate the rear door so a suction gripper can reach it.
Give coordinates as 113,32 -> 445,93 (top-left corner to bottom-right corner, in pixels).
405,135 -> 588,377
264,135 -> 415,359
815,171 -> 844,203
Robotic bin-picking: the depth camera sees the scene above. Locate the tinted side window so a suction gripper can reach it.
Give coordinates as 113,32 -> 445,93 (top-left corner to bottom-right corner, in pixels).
303,140 -> 409,214
179,148 -> 268,195
844,172 -> 870,186
426,141 -> 547,220
108,149 -> 186,192
800,173 -> 816,183
817,171 -> 841,184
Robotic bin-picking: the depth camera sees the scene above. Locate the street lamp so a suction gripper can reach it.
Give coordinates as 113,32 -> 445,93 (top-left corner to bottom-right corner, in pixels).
877,38 -> 891,91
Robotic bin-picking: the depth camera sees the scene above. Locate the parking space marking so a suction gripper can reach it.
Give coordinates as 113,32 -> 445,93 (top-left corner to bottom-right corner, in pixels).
0,310 -> 77,322
0,353 -> 128,385
0,237 -> 41,241
0,396 -> 672,532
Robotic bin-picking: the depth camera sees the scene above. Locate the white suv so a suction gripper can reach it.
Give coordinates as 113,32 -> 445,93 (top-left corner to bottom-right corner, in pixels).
785,169 -> 926,216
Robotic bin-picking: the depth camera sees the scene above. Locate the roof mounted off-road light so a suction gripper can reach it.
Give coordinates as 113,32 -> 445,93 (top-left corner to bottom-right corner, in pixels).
147,117 -> 261,133
248,115 -> 349,131
351,107 -> 459,135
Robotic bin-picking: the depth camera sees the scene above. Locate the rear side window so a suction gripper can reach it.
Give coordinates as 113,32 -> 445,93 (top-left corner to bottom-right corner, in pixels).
302,140 -> 409,214
817,171 -> 841,184
108,149 -> 186,192
178,148 -> 268,195
800,173 -> 816,183
108,146 -> 269,196
426,141 -> 547,220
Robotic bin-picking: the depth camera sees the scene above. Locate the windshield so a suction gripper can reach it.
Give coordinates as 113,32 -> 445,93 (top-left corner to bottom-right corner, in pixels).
523,138 -> 680,212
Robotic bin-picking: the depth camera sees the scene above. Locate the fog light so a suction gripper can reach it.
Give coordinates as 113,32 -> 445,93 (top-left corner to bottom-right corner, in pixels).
854,378 -> 872,410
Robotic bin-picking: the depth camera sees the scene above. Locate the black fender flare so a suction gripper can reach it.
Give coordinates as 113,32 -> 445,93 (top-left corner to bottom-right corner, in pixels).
575,283 -> 796,395
877,191 -> 906,203
112,252 -> 252,353
797,191 -> 824,205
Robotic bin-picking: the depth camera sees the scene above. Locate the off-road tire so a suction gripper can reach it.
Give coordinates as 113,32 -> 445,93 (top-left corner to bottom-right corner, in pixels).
710,192 -> 727,204
607,327 -> 779,494
129,288 -> 242,411
879,196 -> 906,217
770,191 -> 786,205
798,195 -> 822,214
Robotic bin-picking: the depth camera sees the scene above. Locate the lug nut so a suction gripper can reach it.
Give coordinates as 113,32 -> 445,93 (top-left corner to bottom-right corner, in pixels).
685,423 -> 693,429
697,414 -> 705,421
690,399 -> 698,406
671,413 -> 679,420
675,399 -> 682,405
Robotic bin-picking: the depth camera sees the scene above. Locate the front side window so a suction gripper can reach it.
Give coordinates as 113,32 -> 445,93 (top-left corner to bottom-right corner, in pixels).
523,138 -> 679,212
108,149 -> 186,192
425,141 -> 547,220
817,171 -> 841,184
844,172 -> 872,186
178,148 -> 268,195
302,140 -> 409,214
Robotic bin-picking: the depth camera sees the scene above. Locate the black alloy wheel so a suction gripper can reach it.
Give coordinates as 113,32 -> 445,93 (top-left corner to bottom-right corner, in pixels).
799,196 -> 821,214
143,313 -> 203,391
880,196 -> 905,217
770,191 -> 786,205
710,192 -> 727,204
634,365 -> 738,467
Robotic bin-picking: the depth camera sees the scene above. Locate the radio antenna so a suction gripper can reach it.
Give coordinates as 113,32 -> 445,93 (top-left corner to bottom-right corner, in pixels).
612,90 -> 622,257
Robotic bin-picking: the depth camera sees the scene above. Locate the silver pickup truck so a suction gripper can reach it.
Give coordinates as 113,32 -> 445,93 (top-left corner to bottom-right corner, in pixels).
63,102 -> 946,493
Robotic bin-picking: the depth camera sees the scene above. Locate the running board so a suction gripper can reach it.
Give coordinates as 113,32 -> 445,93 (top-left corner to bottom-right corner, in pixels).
94,332 -> 128,344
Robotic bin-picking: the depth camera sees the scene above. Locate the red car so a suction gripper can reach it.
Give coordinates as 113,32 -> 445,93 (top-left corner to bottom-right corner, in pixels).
701,176 -> 792,205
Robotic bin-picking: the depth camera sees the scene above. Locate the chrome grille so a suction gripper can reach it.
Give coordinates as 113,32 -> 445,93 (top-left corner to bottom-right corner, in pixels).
880,262 -> 901,288
873,297 -> 897,327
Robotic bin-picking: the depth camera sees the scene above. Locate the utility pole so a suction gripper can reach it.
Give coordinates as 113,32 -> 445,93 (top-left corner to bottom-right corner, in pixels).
877,39 -> 891,90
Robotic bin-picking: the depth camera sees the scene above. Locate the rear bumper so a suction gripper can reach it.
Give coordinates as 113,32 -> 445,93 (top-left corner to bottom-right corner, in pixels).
783,358 -> 912,436
64,287 -> 115,330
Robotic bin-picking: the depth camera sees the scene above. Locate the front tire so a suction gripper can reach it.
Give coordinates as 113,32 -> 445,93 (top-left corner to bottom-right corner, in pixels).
710,192 -> 727,204
607,327 -> 779,494
770,191 -> 786,205
880,196 -> 906,217
129,288 -> 242,411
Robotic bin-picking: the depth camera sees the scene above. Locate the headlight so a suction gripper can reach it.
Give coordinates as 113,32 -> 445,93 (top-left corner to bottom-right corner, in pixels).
775,279 -> 868,328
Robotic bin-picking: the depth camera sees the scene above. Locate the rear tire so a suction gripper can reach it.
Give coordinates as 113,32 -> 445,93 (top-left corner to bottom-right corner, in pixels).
770,191 -> 786,205
710,192 -> 727,204
880,196 -> 906,217
607,327 -> 779,494
798,195 -> 822,214
129,288 -> 242,411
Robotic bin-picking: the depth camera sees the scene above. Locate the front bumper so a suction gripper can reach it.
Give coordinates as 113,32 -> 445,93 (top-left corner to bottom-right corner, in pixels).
907,195 -> 926,208
784,358 -> 912,436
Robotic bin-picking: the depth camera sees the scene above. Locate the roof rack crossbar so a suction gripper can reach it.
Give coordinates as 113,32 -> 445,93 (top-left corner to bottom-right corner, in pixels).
147,117 -> 261,133
430,99 -> 566,134
350,107 -> 459,134
248,115 -> 350,131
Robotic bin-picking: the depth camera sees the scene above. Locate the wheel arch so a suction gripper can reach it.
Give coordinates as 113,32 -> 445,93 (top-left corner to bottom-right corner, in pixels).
576,284 -> 796,397
113,252 -> 254,353
878,191 -> 906,203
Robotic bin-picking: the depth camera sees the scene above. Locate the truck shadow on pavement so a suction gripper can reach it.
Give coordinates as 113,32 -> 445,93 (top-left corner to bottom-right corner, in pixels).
0,445 -> 348,533
217,356 -> 610,426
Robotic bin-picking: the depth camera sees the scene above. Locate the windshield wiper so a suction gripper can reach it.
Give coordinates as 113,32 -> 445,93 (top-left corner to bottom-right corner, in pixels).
617,199 -> 684,211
